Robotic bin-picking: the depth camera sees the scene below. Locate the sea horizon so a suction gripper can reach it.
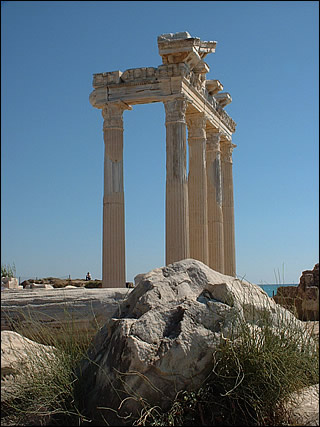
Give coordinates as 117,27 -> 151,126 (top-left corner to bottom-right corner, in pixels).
258,283 -> 298,298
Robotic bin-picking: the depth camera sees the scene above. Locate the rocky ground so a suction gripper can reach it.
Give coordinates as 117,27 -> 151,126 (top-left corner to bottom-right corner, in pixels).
19,277 -> 103,289
1,286 -> 131,344
1,261 -> 319,426
273,263 -> 319,321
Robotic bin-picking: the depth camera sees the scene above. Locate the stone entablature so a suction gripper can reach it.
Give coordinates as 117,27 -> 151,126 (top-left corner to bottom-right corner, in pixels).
90,63 -> 236,135
90,32 -> 237,287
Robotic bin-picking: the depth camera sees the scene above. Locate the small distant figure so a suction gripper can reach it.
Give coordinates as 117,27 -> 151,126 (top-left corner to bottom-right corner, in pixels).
86,272 -> 92,281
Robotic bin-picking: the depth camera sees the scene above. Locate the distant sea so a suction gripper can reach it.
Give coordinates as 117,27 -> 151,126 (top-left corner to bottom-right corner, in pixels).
258,284 -> 298,298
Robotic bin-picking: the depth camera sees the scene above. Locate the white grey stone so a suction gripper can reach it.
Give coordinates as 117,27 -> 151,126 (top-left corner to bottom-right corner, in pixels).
1,330 -> 56,378
1,287 -> 132,340
78,259 -> 311,425
1,277 -> 19,289
286,384 -> 319,426
158,31 -> 192,41
134,273 -> 146,286
30,283 -> 54,289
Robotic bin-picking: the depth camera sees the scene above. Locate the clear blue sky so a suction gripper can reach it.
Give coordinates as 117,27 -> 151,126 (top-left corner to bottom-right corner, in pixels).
1,1 -> 319,284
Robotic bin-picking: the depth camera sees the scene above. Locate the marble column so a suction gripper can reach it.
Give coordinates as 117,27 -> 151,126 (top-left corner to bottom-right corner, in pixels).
164,98 -> 190,265
206,130 -> 224,273
186,112 -> 209,265
221,141 -> 236,277
102,101 -> 131,287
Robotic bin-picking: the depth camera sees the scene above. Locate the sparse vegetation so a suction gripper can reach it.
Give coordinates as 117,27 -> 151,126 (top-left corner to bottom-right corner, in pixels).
1,311 -> 98,426
1,296 -> 318,426
1,262 -> 16,278
133,306 -> 318,426
274,262 -> 286,285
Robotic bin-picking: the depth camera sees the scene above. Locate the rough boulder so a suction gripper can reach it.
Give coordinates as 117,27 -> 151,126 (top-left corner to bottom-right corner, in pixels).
274,263 -> 319,320
1,330 -> 56,402
78,259 -> 310,425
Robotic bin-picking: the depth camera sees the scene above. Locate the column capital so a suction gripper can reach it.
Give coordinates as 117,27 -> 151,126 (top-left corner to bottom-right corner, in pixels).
220,141 -> 236,163
102,101 -> 132,130
206,131 -> 222,152
164,97 -> 188,124
186,112 -> 207,140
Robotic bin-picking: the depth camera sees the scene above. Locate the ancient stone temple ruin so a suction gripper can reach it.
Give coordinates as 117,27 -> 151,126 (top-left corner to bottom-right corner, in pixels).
89,32 -> 237,288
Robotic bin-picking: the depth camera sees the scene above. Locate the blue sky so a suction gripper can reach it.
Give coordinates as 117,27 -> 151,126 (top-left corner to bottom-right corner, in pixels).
1,1 -> 319,284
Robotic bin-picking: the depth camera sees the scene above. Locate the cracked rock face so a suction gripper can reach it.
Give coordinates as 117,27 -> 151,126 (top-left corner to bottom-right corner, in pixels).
78,259 -> 305,425
1,330 -> 56,401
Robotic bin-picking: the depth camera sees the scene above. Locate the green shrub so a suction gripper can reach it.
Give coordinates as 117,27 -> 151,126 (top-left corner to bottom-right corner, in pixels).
2,293 -> 318,426
134,308 -> 319,426
1,262 -> 16,278
1,310 -> 98,426
84,280 -> 102,288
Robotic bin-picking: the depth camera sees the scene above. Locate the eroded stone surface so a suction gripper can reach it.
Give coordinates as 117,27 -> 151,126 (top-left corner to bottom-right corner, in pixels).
78,259 -> 310,425
1,277 -> 19,289
274,263 -> 319,320
1,287 -> 132,343
1,330 -> 56,380
286,384 -> 319,426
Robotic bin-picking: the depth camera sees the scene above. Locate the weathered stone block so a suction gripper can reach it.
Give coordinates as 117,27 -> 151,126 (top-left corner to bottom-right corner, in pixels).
1,287 -> 132,343
77,259 -> 310,425
1,277 -> 19,289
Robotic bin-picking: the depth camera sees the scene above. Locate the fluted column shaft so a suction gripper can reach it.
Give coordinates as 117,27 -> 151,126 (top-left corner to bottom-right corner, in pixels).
221,141 -> 236,277
186,112 -> 209,264
206,131 -> 225,273
102,102 -> 131,287
164,98 -> 190,265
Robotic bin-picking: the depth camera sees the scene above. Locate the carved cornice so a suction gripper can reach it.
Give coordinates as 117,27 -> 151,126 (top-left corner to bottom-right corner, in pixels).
186,70 -> 206,93
93,71 -> 123,88
157,32 -> 216,70
206,79 -> 223,95
214,92 -> 232,108
90,32 -> 237,135
164,98 -> 188,123
183,80 -> 236,134
215,104 -> 236,133
90,70 -> 237,134
93,64 -> 190,88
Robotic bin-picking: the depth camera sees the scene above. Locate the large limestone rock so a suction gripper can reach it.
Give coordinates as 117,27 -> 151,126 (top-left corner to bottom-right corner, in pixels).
274,263 -> 319,320
1,330 -> 57,405
1,330 -> 56,379
1,287 -> 132,343
1,330 -> 58,427
285,384 -> 319,426
78,259 -> 309,425
1,277 -> 19,289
